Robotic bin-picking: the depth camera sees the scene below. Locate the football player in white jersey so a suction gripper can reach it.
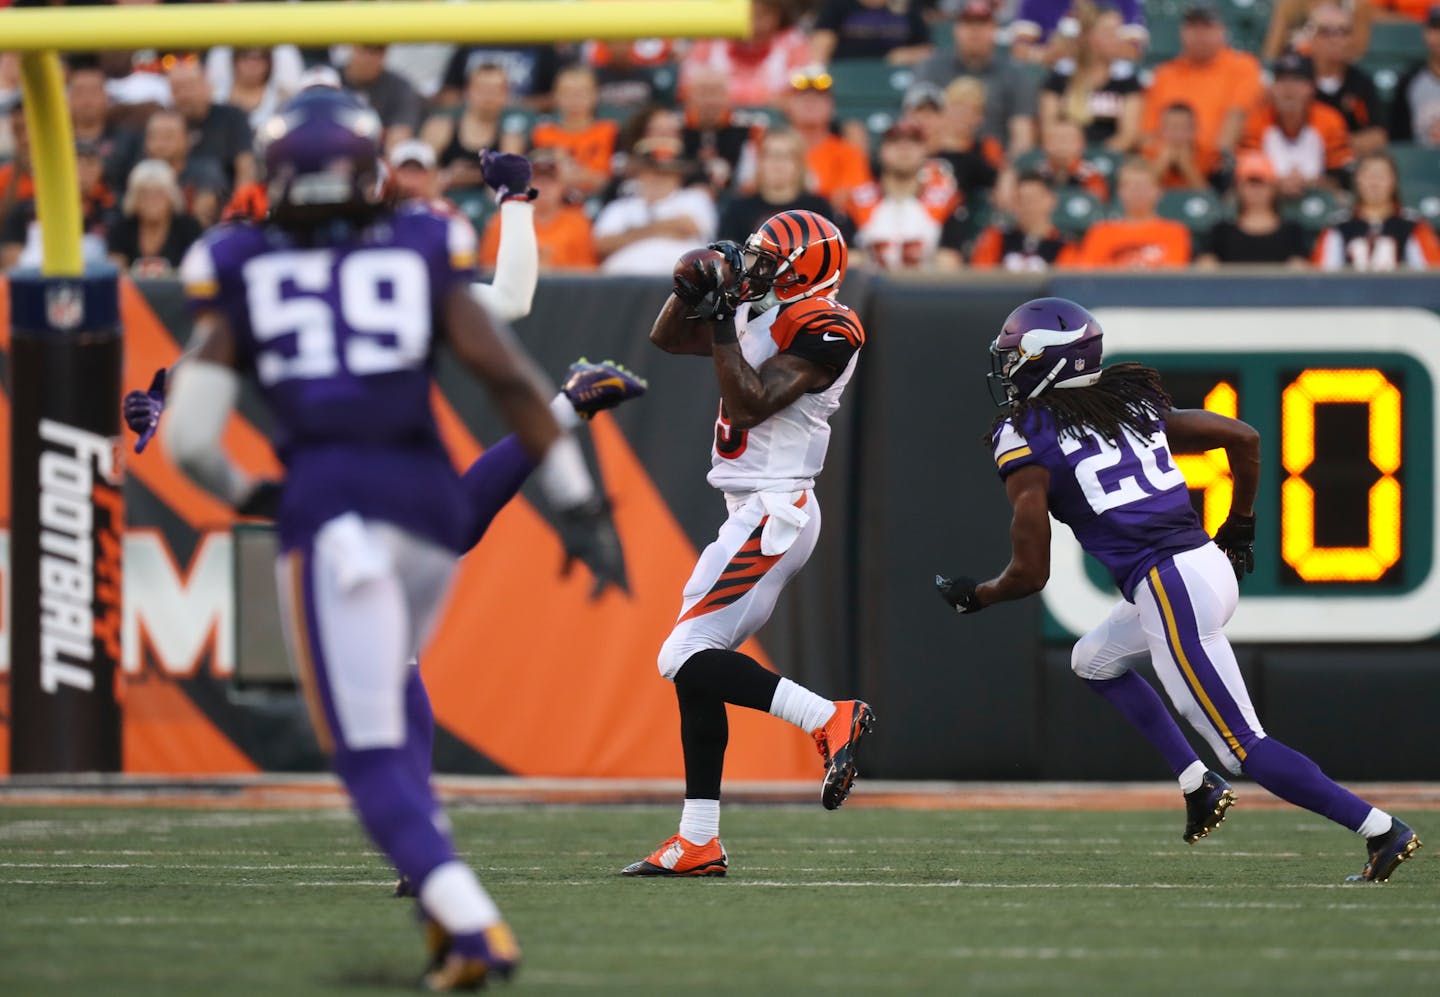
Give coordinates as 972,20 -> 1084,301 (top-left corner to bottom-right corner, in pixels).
622,210 -> 875,878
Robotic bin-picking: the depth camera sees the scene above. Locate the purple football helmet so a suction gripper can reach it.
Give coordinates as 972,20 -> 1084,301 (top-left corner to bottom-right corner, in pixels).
257,88 -> 384,223
988,297 -> 1104,406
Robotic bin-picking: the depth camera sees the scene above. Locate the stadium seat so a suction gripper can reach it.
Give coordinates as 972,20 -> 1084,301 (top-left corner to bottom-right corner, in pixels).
1390,143 -> 1440,192
1405,180 -> 1440,228
1085,147 -> 1123,196
1281,188 -> 1342,232
830,59 -> 915,113
1052,189 -> 1105,235
1158,189 -> 1224,234
446,187 -> 496,234
1366,21 -> 1427,64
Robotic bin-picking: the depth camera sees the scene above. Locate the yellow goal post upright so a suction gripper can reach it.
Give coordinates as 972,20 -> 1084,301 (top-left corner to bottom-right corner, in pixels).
3,1 -> 749,775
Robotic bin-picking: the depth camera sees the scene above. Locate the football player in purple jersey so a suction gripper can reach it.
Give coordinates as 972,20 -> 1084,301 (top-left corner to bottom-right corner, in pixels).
936,296 -> 1422,883
156,88 -> 627,990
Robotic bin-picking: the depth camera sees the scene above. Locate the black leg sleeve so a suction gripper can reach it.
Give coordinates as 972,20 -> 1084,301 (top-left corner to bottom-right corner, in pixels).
677,682 -> 728,800
672,647 -> 782,712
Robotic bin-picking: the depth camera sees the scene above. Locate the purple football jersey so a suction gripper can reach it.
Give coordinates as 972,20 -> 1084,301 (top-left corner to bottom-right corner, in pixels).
993,408 -> 1211,599
181,204 -> 480,552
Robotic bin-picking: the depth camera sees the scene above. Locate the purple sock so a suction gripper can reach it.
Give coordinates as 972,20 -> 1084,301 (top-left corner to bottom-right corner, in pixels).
1240,736 -> 1373,832
404,666 -> 435,782
459,435 -> 536,552
333,746 -> 456,884
1086,672 -> 1201,779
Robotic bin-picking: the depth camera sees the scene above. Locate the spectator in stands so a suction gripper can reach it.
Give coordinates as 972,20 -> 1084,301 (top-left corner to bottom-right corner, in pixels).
781,69 -> 873,208
106,159 -> 203,276
931,77 -> 1005,204
481,149 -> 598,271
1040,5 -> 1145,153
389,139 -> 443,202
0,101 -> 30,226
969,169 -> 1075,269
914,0 -> 1039,154
593,137 -> 717,274
844,121 -> 964,271
530,64 -> 618,198
719,129 -> 834,243
1307,3 -> 1386,154
1372,0 -> 1433,25
144,109 -> 228,228
1,139 -> 115,270
1241,53 -> 1354,197
1198,152 -> 1312,265
1264,0 -> 1374,61
1391,7 -> 1440,144
682,66 -> 754,193
680,0 -> 811,107
605,104 -> 686,202
994,118 -> 1109,212
1010,0 -> 1148,64
1314,150 -> 1440,266
168,59 -> 255,189
420,63 -> 526,193
206,46 -> 301,130
439,43 -> 560,107
585,39 -> 673,110
1143,3 -> 1264,158
810,0 -> 935,66
67,61 -> 141,194
341,44 -> 424,144
1066,157 -> 1193,267
901,82 -> 947,152
1143,102 -> 1228,191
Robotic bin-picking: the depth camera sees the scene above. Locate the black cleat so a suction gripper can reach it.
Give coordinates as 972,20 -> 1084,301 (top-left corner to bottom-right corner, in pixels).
394,874 -> 416,898
1183,770 -> 1237,844
1347,818 -> 1422,883
814,700 -> 875,811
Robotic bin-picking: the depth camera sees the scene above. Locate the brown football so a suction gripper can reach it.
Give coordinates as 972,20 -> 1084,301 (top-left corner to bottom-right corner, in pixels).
672,246 -> 731,304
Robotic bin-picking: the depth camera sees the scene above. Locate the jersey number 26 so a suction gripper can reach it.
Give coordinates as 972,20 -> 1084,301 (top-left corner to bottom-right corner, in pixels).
1059,425 -> 1187,515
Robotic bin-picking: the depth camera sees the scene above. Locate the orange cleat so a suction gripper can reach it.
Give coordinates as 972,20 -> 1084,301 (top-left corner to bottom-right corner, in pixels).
620,834 -> 728,877
812,700 -> 875,811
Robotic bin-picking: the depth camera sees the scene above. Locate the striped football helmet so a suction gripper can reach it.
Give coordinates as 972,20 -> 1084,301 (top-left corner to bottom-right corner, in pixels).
740,209 -> 848,307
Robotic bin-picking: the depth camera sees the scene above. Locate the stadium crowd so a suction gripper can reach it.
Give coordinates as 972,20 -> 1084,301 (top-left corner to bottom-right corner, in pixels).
2,0 -> 1440,274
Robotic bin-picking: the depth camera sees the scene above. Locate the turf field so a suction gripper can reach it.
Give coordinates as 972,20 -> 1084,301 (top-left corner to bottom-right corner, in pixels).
1,799 -> 1436,994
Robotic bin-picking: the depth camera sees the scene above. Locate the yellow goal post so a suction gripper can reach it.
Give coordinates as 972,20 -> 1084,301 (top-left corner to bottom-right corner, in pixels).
7,1 -> 751,275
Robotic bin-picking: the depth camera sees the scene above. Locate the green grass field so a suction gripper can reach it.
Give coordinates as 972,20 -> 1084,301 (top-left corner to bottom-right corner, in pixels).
1,803 -> 1436,994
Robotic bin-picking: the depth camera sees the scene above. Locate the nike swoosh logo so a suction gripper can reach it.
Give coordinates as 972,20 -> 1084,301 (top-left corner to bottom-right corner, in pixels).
822,332 -> 846,343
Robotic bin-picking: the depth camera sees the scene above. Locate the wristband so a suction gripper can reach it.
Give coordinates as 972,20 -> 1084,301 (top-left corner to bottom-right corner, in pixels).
710,313 -> 739,345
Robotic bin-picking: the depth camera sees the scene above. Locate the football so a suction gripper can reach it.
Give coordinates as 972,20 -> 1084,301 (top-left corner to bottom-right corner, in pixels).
672,246 -> 732,306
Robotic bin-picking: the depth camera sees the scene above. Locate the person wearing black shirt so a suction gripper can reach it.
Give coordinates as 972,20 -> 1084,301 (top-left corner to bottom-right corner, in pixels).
811,0 -> 934,64
167,60 -> 255,188
1307,3 -> 1385,155
718,130 -> 834,244
107,159 -> 203,276
1198,152 -> 1310,265
1039,7 -> 1144,151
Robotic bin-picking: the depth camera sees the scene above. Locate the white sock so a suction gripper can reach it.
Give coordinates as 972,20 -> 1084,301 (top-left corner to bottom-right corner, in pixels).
678,798 -> 720,843
1179,761 -> 1207,795
419,860 -> 502,934
1357,808 -> 1393,839
550,392 -> 582,429
769,677 -> 835,733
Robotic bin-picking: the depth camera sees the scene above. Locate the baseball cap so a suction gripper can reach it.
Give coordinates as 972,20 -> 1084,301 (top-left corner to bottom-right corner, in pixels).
902,82 -> 946,113
1235,152 -> 1275,183
956,0 -> 995,22
1181,2 -> 1221,24
882,121 -> 926,143
1271,51 -> 1314,82
389,138 -> 436,170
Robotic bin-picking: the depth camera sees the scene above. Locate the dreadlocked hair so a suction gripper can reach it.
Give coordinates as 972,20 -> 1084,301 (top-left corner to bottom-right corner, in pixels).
987,362 -> 1172,447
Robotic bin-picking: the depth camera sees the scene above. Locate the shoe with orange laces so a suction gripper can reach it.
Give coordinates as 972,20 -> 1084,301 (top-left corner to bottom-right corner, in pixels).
620,834 -> 728,877
422,920 -> 521,992
812,700 -> 875,811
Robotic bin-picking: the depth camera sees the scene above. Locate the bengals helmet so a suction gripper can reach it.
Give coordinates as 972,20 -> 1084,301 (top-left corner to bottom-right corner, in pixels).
740,209 -> 847,306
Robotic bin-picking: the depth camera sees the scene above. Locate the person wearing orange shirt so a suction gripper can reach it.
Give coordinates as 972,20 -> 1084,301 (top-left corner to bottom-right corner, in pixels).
970,170 -> 1075,270
1373,0 -> 1433,21
993,119 -> 1109,213
1066,157 -> 1193,269
480,151 -> 597,271
1240,53 -> 1354,198
1142,103 -> 1227,191
781,69 -> 873,209
529,64 -> 619,198
843,121 -> 964,271
1142,3 -> 1264,157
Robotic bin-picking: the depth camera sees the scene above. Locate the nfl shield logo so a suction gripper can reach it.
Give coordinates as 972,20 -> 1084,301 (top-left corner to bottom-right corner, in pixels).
45,282 -> 85,331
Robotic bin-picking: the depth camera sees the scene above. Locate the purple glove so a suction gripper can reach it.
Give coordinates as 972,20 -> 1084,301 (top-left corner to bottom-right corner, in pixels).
124,367 -> 167,454
481,150 -> 536,202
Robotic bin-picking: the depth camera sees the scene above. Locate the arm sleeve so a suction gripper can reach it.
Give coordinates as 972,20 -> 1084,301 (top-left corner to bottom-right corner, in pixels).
179,235 -> 221,311
470,200 -> 538,321
440,213 -> 482,293
993,420 -> 1041,478
162,359 -> 254,506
